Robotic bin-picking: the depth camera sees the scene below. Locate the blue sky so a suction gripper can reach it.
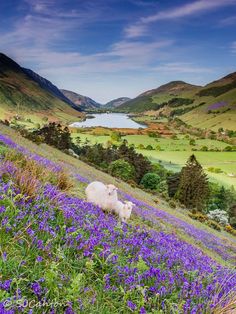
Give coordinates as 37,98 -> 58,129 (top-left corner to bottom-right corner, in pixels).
0,0 -> 236,103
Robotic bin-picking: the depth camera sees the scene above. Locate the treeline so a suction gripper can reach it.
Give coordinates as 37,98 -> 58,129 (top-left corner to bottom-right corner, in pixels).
197,80 -> 236,97
167,97 -> 194,107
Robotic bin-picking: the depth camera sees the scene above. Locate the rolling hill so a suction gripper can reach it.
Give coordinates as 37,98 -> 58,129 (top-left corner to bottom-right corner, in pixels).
117,73 -> 236,131
104,97 -> 130,108
0,53 -> 83,124
61,89 -> 100,110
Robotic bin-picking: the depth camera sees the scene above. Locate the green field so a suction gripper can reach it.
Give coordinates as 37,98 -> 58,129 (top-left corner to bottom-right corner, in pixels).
71,133 -> 236,187
139,150 -> 236,187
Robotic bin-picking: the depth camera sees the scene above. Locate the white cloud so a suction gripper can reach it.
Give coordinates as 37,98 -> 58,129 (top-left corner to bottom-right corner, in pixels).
124,0 -> 236,40
141,0 -> 236,23
124,24 -> 147,38
9,39 -> 173,73
231,41 -> 236,53
220,15 -> 236,26
153,62 -> 214,74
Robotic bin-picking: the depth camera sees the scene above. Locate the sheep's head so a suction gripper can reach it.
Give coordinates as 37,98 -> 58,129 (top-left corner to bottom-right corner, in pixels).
106,184 -> 118,196
124,201 -> 135,212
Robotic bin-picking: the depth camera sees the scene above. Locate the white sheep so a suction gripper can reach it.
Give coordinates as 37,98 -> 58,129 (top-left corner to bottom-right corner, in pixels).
113,200 -> 135,222
85,181 -> 118,212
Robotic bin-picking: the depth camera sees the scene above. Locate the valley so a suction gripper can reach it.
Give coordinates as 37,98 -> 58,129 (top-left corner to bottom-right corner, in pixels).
1,52 -> 236,313
70,126 -> 236,187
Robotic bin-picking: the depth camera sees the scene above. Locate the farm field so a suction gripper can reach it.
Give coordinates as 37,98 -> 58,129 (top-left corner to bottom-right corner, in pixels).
139,150 -> 236,187
71,133 -> 229,150
71,132 -> 236,187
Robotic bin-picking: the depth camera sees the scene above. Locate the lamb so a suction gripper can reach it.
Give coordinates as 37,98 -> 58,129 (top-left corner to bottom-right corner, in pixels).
113,200 -> 135,222
85,181 -> 118,212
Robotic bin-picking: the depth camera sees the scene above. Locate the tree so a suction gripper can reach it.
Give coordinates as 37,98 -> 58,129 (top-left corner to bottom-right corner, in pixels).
108,159 -> 135,181
200,146 -> 208,151
176,155 -> 209,212
76,136 -> 81,146
229,204 -> 236,228
58,126 -> 72,150
118,142 -> 152,183
167,172 -> 181,198
138,144 -> 145,149
189,139 -> 196,146
215,186 -> 229,211
140,173 -> 161,190
152,163 -> 167,179
110,131 -> 121,142
224,146 -> 233,152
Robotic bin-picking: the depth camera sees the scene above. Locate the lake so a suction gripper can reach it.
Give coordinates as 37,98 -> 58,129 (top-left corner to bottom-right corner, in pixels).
70,113 -> 146,129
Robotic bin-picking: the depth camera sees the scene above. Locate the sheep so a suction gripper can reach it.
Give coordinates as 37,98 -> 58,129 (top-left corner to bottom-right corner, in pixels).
113,200 -> 135,222
85,181 -> 134,222
85,181 -> 118,212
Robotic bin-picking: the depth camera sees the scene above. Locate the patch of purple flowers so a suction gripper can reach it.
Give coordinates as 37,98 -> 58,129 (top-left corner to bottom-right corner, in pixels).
207,101 -> 227,111
0,131 -> 236,313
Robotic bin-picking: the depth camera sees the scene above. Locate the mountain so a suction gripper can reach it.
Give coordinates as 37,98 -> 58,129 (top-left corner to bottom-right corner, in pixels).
117,81 -> 200,113
23,68 -> 79,110
0,52 -> 83,124
116,73 -> 236,131
140,81 -> 201,96
104,97 -> 130,108
60,89 -> 100,110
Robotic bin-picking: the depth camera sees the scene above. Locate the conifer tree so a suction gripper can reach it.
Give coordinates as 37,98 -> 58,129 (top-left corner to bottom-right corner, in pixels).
215,186 -> 228,211
176,154 -> 209,212
167,172 -> 181,198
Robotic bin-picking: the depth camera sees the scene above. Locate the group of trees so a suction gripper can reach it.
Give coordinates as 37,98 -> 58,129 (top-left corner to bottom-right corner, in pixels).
18,122 -> 236,230
166,155 -> 236,228
75,141 -> 152,184
23,122 -> 72,150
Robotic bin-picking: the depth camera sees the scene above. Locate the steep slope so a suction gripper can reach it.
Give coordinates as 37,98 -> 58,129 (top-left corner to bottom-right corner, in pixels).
182,72 -> 236,130
61,89 -> 100,110
104,97 -> 130,108
23,68 -> 78,110
140,81 -> 201,96
116,74 -> 236,130
0,53 -> 82,123
0,124 -> 236,313
117,81 -> 200,113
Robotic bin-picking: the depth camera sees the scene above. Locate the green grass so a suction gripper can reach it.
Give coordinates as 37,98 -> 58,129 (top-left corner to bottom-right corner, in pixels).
139,150 -> 236,187
1,123 -> 235,266
72,133 -> 228,150
116,76 -> 236,131
124,135 -> 228,150
71,132 -> 235,186
72,133 -> 236,187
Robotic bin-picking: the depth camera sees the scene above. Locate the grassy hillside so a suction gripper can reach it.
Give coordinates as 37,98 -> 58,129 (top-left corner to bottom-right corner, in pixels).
0,53 -> 83,124
117,74 -> 236,131
104,97 -> 131,108
61,89 -> 101,111
117,81 -> 201,113
0,124 -> 235,313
